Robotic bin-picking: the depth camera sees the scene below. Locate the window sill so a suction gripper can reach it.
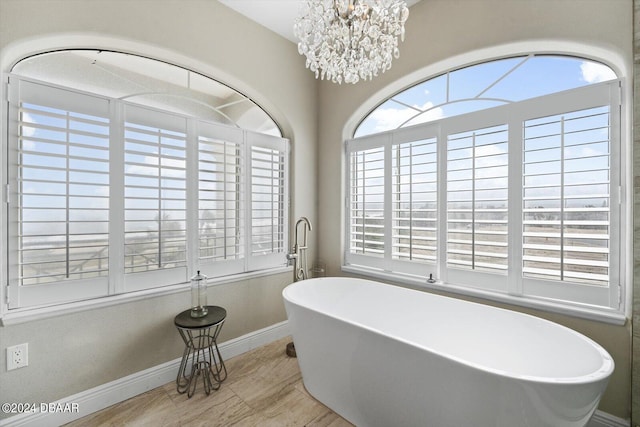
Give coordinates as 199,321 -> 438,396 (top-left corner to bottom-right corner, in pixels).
0,266 -> 292,326
342,265 -> 627,326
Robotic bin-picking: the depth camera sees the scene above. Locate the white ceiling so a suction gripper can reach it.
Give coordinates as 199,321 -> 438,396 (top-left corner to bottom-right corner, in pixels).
218,0 -> 421,43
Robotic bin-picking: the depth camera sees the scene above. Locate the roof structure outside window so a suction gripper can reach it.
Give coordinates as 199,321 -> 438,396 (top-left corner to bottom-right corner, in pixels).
12,50 -> 282,137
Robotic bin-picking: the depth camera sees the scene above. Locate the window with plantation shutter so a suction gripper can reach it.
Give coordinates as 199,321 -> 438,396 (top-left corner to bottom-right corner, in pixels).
350,145 -> 385,258
345,59 -> 624,319
198,122 -> 244,277
8,80 -> 111,308
392,137 -> 437,263
346,127 -> 439,277
523,106 -> 611,286
248,133 -> 288,270
6,74 -> 288,312
446,124 -> 509,273
124,105 -> 188,288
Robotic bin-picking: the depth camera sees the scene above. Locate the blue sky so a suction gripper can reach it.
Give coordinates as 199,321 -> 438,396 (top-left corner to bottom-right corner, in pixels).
355,55 -> 617,137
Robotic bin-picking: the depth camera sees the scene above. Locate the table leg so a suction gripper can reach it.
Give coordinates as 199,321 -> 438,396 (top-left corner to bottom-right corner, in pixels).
176,329 -> 193,394
176,322 -> 227,398
176,326 -> 227,397
209,321 -> 227,383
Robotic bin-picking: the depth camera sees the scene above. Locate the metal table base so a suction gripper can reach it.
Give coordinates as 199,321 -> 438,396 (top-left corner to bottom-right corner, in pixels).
174,306 -> 228,398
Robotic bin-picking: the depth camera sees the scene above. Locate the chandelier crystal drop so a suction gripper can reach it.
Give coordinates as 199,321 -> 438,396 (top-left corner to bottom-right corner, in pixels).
294,0 -> 409,84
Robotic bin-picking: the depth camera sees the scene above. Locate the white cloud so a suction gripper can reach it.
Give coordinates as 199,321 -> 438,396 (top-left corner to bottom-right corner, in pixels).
125,155 -> 186,179
368,101 -> 444,133
20,112 -> 37,150
21,139 -> 36,151
580,61 -> 616,84
475,144 -> 506,159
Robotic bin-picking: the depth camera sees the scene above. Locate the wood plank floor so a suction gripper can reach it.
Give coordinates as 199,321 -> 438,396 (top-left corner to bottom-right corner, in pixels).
65,337 -> 353,426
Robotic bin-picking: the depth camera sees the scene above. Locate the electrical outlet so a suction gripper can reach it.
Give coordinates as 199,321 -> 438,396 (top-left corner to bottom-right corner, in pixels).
6,343 -> 28,371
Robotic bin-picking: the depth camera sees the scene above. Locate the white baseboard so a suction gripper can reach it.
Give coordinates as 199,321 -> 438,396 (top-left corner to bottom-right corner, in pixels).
0,320 -> 290,427
588,411 -> 630,427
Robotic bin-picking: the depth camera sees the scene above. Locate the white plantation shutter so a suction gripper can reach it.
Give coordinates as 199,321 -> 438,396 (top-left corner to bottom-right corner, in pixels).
523,107 -> 611,284
8,80 -> 111,308
6,76 -> 289,310
391,138 -> 437,263
446,124 -> 509,273
198,122 -> 245,277
345,76 -> 622,314
248,133 -> 288,270
350,146 -> 385,258
346,127 -> 439,276
123,105 -> 188,289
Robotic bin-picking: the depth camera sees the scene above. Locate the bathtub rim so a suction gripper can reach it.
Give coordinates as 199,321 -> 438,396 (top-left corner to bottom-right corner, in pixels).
283,276 -> 615,386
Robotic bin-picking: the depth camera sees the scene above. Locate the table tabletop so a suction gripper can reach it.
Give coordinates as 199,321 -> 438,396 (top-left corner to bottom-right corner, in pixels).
174,305 -> 227,329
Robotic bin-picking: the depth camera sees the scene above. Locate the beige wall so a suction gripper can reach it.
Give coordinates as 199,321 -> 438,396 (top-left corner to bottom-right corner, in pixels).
317,0 -> 632,420
633,1 -> 640,425
0,0 -> 635,423
0,0 -> 317,414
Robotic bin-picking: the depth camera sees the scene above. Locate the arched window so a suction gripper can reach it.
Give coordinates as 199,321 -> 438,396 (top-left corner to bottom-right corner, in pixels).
345,54 -> 624,319
355,55 -> 616,137
6,50 -> 289,309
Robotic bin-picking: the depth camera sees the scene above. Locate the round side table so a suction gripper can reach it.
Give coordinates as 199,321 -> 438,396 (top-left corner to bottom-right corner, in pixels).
174,305 -> 228,398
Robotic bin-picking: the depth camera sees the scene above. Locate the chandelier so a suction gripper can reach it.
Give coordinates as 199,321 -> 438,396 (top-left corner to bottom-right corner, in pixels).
294,0 -> 410,84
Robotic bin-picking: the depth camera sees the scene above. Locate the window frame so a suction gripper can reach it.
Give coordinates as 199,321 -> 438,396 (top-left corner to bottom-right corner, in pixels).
344,80 -> 624,322
4,74 -> 290,313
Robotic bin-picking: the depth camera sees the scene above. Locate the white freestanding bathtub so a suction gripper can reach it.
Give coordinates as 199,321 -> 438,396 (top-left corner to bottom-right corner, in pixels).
283,277 -> 614,427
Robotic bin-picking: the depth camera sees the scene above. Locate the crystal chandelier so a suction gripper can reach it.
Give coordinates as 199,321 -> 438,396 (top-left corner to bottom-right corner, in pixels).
294,0 -> 410,84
